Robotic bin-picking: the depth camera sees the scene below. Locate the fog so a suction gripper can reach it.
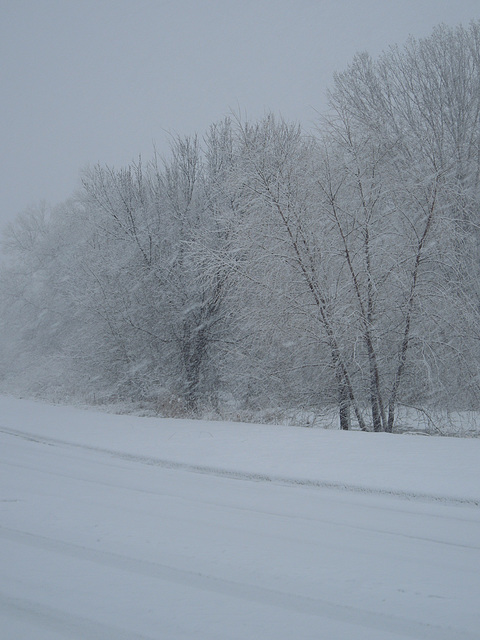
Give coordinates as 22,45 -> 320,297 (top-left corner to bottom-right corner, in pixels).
1,0 -> 479,230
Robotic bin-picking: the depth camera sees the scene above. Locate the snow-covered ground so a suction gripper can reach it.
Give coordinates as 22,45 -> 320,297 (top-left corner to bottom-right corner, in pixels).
1,396 -> 479,639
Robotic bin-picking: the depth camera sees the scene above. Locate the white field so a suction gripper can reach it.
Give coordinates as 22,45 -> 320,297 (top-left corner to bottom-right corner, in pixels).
1,396 -> 479,639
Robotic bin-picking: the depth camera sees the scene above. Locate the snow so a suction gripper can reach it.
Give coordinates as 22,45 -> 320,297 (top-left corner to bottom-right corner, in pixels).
1,396 -> 480,639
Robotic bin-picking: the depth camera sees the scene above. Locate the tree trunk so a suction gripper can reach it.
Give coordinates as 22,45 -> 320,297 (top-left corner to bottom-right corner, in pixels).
339,380 -> 351,430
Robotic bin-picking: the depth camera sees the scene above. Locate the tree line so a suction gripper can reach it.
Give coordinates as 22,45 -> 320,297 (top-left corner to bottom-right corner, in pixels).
2,22 -> 480,431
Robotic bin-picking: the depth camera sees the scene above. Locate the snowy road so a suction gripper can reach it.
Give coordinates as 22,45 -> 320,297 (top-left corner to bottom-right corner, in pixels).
1,414 -> 480,638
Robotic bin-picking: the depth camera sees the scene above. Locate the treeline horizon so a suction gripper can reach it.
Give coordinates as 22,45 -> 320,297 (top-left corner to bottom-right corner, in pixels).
2,21 -> 480,432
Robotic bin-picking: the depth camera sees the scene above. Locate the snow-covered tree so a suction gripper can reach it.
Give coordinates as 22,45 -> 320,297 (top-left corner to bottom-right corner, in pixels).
1,21 -> 479,430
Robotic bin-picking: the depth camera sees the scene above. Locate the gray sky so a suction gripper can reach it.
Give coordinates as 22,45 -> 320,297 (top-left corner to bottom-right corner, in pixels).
1,0 -> 479,231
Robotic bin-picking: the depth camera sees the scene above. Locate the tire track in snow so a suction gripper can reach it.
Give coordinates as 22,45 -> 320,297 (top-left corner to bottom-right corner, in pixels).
1,425 -> 478,507
0,591 -> 154,640
3,457 -> 479,552
1,525 -> 477,640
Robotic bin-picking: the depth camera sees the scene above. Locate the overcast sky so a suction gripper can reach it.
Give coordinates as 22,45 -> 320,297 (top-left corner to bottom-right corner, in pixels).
1,0 -> 479,232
